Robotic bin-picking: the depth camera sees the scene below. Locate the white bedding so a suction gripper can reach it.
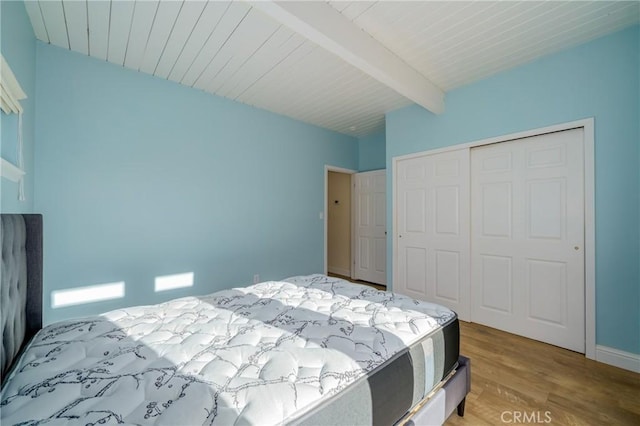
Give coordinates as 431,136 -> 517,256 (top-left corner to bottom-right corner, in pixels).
1,275 -> 454,425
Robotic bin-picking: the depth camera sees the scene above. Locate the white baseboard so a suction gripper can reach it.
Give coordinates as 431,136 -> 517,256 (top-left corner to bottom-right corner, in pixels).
327,266 -> 351,277
595,345 -> 640,373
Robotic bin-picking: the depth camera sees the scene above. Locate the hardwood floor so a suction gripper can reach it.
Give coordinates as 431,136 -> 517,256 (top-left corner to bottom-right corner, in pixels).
328,273 -> 387,291
327,273 -> 639,424
446,321 -> 640,425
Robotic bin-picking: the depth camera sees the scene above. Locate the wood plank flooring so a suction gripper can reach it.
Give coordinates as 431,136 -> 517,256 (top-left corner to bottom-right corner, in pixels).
328,273 -> 387,291
446,321 -> 640,425
327,273 -> 639,424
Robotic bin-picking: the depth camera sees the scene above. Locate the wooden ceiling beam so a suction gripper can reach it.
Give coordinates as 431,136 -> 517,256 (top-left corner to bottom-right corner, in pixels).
248,1 -> 445,114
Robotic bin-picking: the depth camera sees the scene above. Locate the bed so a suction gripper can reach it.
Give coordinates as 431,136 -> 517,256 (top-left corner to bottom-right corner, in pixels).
0,214 -> 470,425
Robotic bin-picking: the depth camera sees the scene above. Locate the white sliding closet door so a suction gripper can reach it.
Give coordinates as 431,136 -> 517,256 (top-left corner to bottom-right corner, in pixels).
470,128 -> 585,352
396,149 -> 470,320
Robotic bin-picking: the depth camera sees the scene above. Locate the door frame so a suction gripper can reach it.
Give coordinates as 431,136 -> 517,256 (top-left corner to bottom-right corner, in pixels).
324,165 -> 357,278
392,118 -> 596,359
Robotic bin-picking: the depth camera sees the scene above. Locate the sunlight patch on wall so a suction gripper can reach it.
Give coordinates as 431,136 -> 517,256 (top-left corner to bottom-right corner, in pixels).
154,272 -> 194,292
51,281 -> 125,308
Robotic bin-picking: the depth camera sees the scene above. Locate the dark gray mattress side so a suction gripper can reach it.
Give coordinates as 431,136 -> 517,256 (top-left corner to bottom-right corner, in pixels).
291,315 -> 460,425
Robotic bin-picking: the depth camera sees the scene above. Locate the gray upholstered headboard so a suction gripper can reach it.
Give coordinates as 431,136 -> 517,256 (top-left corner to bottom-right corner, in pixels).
1,214 -> 43,386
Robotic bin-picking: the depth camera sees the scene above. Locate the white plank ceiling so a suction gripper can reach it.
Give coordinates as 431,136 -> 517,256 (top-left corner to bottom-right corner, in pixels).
23,1 -> 640,137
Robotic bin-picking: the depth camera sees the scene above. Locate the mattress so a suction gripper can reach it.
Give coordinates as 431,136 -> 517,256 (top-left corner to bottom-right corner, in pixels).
0,274 -> 458,425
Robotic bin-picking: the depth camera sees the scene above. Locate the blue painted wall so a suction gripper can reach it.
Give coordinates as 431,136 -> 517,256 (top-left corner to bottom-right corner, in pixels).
358,131 -> 385,171
35,44 -> 358,324
0,0 -> 36,212
386,25 -> 640,355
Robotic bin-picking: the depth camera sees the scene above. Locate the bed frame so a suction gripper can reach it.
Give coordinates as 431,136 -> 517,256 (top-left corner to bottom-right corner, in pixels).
400,356 -> 470,425
0,213 -> 469,424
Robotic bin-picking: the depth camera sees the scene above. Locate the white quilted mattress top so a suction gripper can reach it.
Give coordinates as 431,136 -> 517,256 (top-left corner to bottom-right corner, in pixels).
1,274 -> 454,425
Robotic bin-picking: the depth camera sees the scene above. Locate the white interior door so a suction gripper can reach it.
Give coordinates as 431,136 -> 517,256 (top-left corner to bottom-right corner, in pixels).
395,149 -> 470,320
354,170 -> 387,285
471,128 -> 585,352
